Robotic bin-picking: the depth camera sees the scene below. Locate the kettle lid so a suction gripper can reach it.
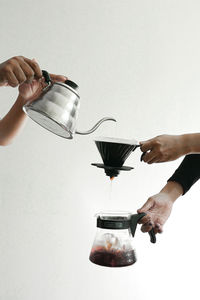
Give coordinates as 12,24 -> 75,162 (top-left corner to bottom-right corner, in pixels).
65,79 -> 79,90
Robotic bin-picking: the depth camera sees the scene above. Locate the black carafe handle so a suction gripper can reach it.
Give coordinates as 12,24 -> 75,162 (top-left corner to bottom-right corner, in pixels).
130,213 -> 156,243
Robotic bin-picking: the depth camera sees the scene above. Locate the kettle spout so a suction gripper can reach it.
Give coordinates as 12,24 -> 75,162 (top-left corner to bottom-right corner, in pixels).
75,117 -> 116,135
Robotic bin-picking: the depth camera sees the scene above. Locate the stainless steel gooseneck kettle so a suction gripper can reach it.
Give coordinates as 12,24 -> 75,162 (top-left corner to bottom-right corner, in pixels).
23,70 -> 116,139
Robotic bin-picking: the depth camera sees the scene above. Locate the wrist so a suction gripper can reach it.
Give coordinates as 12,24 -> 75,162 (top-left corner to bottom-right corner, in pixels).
160,181 -> 183,203
16,95 -> 26,106
12,96 -> 27,117
178,134 -> 191,156
181,133 -> 200,154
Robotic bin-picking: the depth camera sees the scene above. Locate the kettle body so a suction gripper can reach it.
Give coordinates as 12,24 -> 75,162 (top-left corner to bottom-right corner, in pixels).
23,71 -> 116,139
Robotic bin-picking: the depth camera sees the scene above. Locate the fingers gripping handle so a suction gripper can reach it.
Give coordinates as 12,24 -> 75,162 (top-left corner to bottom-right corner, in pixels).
130,213 -> 156,244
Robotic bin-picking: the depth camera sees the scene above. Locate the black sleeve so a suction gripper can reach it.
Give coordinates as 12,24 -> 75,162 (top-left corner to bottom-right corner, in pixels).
167,154 -> 200,195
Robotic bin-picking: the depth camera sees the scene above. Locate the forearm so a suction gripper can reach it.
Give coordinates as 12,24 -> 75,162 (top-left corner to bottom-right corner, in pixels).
0,96 -> 27,145
180,133 -> 200,154
160,181 -> 183,203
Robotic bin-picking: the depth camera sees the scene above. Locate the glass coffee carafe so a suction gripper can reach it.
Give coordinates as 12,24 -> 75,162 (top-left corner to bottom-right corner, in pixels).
89,211 -> 156,268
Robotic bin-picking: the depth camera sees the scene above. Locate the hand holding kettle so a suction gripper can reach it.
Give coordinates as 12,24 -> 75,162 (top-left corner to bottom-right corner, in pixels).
0,56 -> 67,146
0,56 -> 42,87
18,73 -> 67,105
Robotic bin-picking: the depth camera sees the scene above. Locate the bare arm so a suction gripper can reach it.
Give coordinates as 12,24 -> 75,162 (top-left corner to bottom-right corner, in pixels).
0,96 -> 27,145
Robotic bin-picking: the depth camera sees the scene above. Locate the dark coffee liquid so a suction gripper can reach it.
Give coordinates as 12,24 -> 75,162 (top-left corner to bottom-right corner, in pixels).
89,246 -> 136,267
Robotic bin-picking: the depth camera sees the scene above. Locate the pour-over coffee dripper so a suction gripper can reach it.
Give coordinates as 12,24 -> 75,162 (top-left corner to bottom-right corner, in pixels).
91,137 -> 140,178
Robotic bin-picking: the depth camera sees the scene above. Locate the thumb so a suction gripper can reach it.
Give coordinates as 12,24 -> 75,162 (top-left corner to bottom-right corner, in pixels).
137,198 -> 154,213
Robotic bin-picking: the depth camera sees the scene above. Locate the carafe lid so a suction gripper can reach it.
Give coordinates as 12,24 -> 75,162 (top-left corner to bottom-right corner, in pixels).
96,211 -> 131,230
95,211 -> 156,243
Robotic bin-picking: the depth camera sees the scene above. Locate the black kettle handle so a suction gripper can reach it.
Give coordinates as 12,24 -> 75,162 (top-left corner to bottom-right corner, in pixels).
130,213 -> 156,244
42,71 -> 78,91
42,70 -> 52,84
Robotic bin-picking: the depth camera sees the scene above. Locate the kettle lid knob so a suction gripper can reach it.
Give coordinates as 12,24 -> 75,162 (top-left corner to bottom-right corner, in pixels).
65,79 -> 79,90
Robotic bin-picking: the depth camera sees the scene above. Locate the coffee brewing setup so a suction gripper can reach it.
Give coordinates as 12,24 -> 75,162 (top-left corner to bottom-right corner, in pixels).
90,137 -> 156,267
23,72 -> 156,268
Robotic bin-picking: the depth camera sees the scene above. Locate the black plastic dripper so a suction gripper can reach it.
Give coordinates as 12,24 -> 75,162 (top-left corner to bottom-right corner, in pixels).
92,138 -> 139,178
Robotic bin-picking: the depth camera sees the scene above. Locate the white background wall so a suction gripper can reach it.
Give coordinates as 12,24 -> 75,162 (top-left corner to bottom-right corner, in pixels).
0,0 -> 200,299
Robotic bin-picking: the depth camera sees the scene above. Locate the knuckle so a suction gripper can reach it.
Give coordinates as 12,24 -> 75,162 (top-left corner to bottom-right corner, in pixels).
155,140 -> 161,147
19,76 -> 26,83
140,145 -> 145,151
147,197 -> 153,202
3,65 -> 11,73
156,135 -> 162,139
145,216 -> 151,223
7,57 -> 18,67
27,69 -> 34,77
16,55 -> 25,61
10,56 -> 19,63
32,61 -> 38,67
